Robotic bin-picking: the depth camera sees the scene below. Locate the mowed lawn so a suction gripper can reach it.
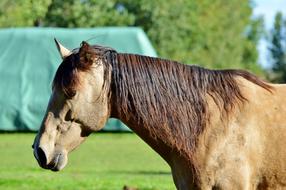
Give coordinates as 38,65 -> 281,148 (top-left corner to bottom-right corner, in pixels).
0,133 -> 175,190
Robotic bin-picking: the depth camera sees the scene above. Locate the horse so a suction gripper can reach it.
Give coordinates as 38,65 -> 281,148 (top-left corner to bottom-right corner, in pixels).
33,39 -> 286,190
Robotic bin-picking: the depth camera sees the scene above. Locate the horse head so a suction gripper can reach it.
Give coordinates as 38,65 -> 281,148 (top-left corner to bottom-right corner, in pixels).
32,40 -> 111,171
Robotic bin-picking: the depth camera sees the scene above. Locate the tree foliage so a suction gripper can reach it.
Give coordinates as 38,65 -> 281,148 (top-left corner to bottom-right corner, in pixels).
44,0 -> 134,27
0,0 -> 51,27
268,12 -> 286,83
0,0 -> 264,74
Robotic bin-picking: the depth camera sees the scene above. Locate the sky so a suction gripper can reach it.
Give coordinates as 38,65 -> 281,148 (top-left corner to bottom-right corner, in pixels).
253,0 -> 286,68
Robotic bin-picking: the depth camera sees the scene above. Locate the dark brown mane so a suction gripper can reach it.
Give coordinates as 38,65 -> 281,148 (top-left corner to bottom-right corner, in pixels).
110,53 -> 272,155
53,43 -> 272,156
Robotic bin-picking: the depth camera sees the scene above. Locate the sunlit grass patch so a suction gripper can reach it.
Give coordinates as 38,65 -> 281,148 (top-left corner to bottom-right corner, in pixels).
0,133 -> 175,190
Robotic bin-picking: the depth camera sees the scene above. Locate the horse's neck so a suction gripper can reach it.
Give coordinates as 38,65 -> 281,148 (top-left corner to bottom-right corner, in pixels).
115,113 -> 173,162
109,89 -> 225,189
116,114 -> 197,188
108,74 -> 175,160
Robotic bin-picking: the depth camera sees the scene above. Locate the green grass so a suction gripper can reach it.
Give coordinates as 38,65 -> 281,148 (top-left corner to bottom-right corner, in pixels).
0,133 -> 175,190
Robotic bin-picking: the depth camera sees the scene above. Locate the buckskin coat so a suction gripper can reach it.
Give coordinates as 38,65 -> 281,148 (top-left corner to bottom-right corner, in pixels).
33,40 -> 286,189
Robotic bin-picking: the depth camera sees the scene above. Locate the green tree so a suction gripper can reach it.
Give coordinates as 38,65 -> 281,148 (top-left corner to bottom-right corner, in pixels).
44,0 -> 134,27
242,16 -> 265,73
268,12 -> 286,83
43,0 -> 263,74
0,0 -> 51,27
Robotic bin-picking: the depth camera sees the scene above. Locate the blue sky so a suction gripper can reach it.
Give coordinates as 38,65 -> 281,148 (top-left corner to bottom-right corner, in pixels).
253,0 -> 286,68
254,0 -> 286,29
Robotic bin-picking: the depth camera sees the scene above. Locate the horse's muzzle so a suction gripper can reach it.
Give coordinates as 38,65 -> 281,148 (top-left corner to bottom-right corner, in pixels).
34,146 -> 67,172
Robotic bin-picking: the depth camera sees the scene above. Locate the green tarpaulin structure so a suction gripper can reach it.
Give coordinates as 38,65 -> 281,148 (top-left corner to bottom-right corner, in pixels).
0,27 -> 157,131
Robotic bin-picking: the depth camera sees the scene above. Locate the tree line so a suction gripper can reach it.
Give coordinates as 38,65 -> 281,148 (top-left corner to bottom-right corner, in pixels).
0,0 -> 285,81
268,12 -> 286,83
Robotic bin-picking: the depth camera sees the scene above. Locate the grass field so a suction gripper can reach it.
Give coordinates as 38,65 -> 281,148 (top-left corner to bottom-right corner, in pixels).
0,133 -> 175,190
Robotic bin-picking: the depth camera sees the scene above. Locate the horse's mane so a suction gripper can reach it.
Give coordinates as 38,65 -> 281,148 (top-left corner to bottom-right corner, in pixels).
111,54 -> 272,154
53,43 -> 272,156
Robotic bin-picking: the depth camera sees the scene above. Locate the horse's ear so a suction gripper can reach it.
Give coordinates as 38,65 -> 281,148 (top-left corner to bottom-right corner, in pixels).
79,41 -> 92,53
54,38 -> 72,59
79,41 -> 95,65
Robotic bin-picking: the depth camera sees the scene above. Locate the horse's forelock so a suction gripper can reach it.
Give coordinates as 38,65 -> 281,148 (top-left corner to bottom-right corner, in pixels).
52,54 -> 80,97
52,45 -> 95,98
52,44 -> 115,98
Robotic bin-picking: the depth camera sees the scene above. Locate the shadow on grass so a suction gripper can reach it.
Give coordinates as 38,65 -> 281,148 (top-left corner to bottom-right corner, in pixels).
107,170 -> 171,176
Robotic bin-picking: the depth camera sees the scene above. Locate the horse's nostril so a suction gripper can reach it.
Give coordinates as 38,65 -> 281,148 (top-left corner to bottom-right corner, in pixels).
37,147 -> 47,166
